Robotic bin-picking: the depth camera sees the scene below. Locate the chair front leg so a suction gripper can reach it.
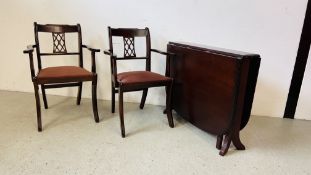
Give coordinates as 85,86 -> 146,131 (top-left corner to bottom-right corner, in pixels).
119,86 -> 125,138
92,76 -> 99,123
33,83 -> 42,132
41,84 -> 48,109
166,82 -> 174,128
77,82 -> 83,105
139,88 -> 148,109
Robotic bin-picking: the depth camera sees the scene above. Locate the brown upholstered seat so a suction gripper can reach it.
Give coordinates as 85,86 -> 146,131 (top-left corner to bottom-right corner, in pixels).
37,66 -> 93,84
117,71 -> 171,86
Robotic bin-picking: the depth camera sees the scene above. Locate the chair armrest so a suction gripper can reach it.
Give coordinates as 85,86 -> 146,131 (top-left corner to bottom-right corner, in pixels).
151,49 -> 175,56
23,45 -> 36,54
151,49 -> 176,77
82,45 -> 100,73
82,45 -> 100,52
23,44 -> 37,80
103,50 -> 117,58
104,50 -> 118,83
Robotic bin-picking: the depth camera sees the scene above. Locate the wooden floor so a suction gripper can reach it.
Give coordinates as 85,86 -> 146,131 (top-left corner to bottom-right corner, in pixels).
0,90 -> 310,175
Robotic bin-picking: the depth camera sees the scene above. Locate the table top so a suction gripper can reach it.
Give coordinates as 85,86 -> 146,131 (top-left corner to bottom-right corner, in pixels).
168,42 -> 260,59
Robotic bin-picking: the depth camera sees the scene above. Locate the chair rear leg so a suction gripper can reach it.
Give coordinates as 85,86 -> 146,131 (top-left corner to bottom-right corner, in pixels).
111,84 -> 115,113
166,82 -> 174,128
77,82 -> 83,105
92,77 -> 99,123
119,87 -> 125,138
139,88 -> 148,109
41,85 -> 48,109
34,83 -> 42,132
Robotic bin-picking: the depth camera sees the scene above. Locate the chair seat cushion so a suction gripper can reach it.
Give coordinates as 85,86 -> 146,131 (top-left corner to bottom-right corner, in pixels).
117,71 -> 172,86
37,66 -> 94,84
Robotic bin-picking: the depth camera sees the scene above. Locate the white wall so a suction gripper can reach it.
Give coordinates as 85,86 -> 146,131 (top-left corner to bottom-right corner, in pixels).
0,0 -> 309,119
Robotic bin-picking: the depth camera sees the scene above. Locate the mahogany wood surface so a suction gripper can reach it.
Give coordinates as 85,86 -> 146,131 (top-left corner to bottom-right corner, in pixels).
167,42 -> 260,156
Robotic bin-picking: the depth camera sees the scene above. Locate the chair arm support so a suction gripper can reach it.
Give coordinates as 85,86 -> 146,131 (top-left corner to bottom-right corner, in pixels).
103,50 -> 118,83
151,49 -> 176,77
82,45 -> 100,52
82,45 -> 100,73
23,44 -> 37,80
151,49 -> 175,56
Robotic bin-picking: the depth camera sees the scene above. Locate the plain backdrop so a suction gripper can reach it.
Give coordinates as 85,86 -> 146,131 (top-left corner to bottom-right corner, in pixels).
0,0 -> 310,119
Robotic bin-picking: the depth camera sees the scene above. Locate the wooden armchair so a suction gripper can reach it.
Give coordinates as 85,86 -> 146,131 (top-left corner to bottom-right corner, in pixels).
104,27 -> 174,137
23,22 -> 100,131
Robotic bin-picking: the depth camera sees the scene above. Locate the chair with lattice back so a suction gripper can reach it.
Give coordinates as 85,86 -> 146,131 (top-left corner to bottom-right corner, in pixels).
23,22 -> 100,131
104,27 -> 175,137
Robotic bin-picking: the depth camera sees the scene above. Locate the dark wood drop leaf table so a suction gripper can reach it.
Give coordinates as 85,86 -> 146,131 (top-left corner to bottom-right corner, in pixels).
167,42 -> 261,156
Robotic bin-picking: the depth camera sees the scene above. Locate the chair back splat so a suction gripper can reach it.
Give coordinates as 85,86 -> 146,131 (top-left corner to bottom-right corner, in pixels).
108,27 -> 151,71
34,22 -> 83,70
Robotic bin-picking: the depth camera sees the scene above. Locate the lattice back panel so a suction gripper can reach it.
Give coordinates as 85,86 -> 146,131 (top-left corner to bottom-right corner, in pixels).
123,37 -> 136,57
52,32 -> 67,53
